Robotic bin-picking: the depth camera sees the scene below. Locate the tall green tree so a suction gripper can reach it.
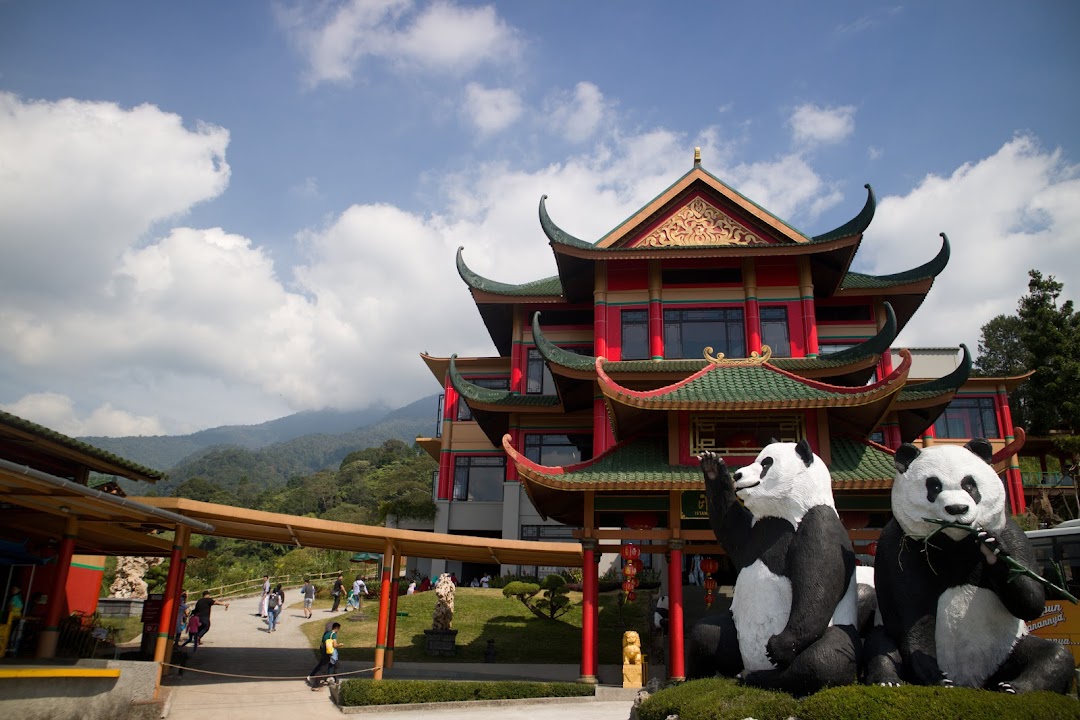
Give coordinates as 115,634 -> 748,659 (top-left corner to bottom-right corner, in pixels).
975,313 -> 1031,429
1017,271 -> 1080,437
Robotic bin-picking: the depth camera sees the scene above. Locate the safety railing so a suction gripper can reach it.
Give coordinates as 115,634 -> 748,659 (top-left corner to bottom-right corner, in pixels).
1022,472 -> 1075,488
201,570 -> 341,600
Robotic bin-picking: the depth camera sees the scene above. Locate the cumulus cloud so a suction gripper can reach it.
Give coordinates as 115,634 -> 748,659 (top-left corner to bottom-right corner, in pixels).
0,93 -> 229,303
545,82 -> 610,143
1,393 -> 165,437
278,0 -> 521,87
789,103 -> 856,146
462,83 -> 522,135
858,135 -> 1080,354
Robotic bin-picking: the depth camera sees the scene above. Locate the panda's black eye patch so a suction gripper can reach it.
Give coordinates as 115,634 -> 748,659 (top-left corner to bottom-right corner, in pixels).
926,476 -> 943,503
760,457 -> 773,479
961,475 -> 981,504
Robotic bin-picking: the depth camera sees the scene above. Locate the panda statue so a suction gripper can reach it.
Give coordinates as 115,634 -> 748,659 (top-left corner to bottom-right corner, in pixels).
653,594 -> 669,634
687,439 -> 861,694
865,439 -> 1074,694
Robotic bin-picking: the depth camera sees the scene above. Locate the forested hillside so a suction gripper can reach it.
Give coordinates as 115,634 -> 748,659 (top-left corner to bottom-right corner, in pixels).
82,394 -> 439,471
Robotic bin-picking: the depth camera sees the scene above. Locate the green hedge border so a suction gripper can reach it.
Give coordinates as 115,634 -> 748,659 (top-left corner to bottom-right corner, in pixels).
339,679 -> 595,707
638,678 -> 1080,720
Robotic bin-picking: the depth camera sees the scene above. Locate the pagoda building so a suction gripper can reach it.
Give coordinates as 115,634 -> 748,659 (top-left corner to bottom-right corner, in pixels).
416,151 -> 1026,683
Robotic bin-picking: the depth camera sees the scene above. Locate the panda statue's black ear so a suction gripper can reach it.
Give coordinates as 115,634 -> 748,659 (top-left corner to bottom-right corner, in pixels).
894,444 -> 921,473
965,438 -> 994,465
795,438 -> 814,467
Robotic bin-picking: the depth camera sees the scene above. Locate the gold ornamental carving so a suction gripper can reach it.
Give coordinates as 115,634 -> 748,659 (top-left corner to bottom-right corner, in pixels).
636,197 -> 763,247
704,344 -> 772,366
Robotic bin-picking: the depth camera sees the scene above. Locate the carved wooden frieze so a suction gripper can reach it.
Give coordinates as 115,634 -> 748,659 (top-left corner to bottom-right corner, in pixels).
635,197 -> 764,247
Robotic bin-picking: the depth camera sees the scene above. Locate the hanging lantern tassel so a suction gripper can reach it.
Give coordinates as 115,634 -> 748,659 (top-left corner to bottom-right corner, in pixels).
703,577 -> 717,608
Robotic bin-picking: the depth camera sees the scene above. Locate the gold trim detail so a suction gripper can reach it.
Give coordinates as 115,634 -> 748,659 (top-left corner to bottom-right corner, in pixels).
636,197 -> 763,247
704,344 -> 772,366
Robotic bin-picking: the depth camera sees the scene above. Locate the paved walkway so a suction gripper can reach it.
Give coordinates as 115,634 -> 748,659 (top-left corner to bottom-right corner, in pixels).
160,594 -> 636,720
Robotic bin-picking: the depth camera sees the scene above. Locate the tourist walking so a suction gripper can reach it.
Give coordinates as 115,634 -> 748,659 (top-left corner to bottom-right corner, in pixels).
174,590 -> 189,643
266,584 -> 283,632
258,575 -> 270,617
346,575 -> 368,610
330,573 -> 344,612
182,590 -> 229,649
300,578 -> 316,618
307,621 -> 341,688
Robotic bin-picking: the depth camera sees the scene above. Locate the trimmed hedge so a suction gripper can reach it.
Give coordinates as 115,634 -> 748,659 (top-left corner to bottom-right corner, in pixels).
638,678 -> 799,720
639,678 -> 1080,720
339,679 -> 595,707
799,684 -> 1080,720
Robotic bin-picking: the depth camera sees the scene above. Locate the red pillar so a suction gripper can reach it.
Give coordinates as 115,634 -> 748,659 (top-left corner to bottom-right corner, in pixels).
386,552 -> 400,669
649,299 -> 663,360
745,298 -> 761,354
668,540 -> 685,681
580,540 -> 598,683
36,516 -> 77,658
154,527 -> 188,665
373,540 -> 394,680
998,385 -> 1026,514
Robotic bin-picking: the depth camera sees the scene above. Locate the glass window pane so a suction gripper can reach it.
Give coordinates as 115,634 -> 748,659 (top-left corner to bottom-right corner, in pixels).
622,310 -> 649,360
760,307 -> 791,357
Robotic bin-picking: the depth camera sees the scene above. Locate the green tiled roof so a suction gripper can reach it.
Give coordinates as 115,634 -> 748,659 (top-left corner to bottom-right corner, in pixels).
532,312 -> 596,372
519,435 -> 893,485
449,355 -> 560,408
897,344 -> 971,403
610,364 -> 891,405
0,409 -> 165,481
829,436 -> 895,483
603,359 -> 710,373
456,247 -> 563,297
841,233 -> 950,290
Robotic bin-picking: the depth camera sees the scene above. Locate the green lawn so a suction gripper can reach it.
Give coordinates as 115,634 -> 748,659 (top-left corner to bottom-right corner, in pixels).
296,587 -> 654,664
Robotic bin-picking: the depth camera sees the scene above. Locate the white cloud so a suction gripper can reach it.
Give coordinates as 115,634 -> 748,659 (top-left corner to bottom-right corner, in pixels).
789,103 -> 856,146
860,135 -> 1080,355
0,93 -> 229,303
1,393 -> 164,437
278,0 -> 521,87
545,82 -> 610,143
462,83 -> 522,135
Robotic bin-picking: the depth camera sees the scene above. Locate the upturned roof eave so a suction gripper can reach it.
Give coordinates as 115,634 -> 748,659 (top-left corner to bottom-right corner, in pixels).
595,350 -> 912,411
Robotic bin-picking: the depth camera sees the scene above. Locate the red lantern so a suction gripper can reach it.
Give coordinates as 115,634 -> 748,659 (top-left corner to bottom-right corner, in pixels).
624,512 -> 658,530
623,563 -> 638,578
622,580 -> 635,593
620,544 -> 641,561
630,576 -> 639,588
704,590 -> 715,609
703,577 -> 717,592
627,591 -> 637,602
631,558 -> 644,571
700,557 -> 720,575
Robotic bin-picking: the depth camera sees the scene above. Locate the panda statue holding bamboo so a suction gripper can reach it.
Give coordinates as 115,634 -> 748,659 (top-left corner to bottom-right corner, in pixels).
865,439 -> 1074,694
687,439 -> 861,694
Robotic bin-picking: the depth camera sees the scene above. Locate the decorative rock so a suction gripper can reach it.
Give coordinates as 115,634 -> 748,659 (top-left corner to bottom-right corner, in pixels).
108,556 -> 163,599
431,572 -> 455,631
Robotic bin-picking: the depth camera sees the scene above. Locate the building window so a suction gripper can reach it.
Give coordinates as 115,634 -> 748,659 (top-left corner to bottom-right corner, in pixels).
621,309 -> 649,360
435,394 -> 444,437
524,433 -> 593,466
664,308 -> 745,359
519,524 -> 578,579
819,343 -> 858,355
431,469 -> 439,497
815,304 -> 873,323
526,346 -> 589,395
933,397 -> 1000,439
760,306 -> 791,357
457,377 -> 509,420
453,456 -> 505,502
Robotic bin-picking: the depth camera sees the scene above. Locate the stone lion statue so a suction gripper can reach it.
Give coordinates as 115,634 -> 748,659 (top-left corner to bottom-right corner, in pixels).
623,630 -> 643,666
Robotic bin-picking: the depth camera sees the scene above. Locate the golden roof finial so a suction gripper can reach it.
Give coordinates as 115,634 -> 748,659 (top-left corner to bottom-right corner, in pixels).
694,147 -> 701,166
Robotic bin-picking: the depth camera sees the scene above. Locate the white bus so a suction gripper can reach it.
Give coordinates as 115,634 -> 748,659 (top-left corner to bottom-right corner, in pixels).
1025,520 -> 1080,664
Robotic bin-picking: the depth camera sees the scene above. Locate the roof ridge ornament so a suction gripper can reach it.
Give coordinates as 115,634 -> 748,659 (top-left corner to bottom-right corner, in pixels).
694,147 -> 701,166
704,345 -> 773,366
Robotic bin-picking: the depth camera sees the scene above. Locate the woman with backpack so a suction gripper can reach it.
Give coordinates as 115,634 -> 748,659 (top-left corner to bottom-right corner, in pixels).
266,584 -> 284,632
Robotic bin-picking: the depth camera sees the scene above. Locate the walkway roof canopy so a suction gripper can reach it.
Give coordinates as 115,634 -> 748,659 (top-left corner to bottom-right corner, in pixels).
135,497 -> 585,567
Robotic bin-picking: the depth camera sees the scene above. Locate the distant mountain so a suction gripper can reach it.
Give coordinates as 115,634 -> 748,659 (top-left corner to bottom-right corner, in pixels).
80,394 -> 441,473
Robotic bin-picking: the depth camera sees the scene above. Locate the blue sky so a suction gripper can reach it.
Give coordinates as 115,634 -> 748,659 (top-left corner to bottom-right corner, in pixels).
1,1 -> 1078,437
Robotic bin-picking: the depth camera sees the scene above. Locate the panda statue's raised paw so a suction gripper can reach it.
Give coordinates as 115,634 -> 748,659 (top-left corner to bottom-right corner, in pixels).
864,439 -> 1075,694
687,440 -> 861,695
